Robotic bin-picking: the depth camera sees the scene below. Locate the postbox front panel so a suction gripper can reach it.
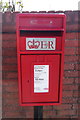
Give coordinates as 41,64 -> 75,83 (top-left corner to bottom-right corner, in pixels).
16,13 -> 66,106
21,54 -> 60,104
19,31 -> 62,51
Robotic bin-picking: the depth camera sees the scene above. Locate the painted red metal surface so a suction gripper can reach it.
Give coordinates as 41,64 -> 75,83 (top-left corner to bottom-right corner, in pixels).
16,13 -> 66,106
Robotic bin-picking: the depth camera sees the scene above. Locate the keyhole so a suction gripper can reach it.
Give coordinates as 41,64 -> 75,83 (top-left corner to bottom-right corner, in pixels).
27,80 -> 29,83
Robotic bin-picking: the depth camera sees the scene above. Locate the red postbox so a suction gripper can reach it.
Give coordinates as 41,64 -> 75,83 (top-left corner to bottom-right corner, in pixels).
16,13 -> 66,106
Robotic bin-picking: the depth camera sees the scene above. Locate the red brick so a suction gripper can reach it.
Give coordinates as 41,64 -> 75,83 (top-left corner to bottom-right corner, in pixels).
66,32 -> 79,40
0,24 -> 2,33
3,72 -> 18,80
2,13 -> 16,33
65,11 -> 78,23
3,92 -> 18,100
75,64 -> 80,70
43,110 -> 56,118
3,79 -> 18,86
3,97 -> 19,105
71,115 -> 78,118
74,78 -> 80,84
72,104 -> 78,110
74,12 -> 78,22
65,40 -> 78,47
63,91 -> 73,97
63,77 -> 74,84
3,105 -> 33,115
23,106 -> 34,111
3,111 -> 26,118
3,12 -> 13,23
0,65 -> 2,71
64,48 -> 75,55
65,11 -> 72,22
25,112 -> 34,118
0,48 -> 2,56
0,73 -> 1,80
3,85 -> 18,93
0,68 -> 2,74
43,106 -> 52,110
64,70 -> 78,77
3,57 -> 17,64
3,105 -> 21,112
79,32 -> 80,40
63,85 -> 78,91
2,24 -> 16,33
64,55 -> 78,62
2,34 -> 16,41
64,63 -> 75,70
0,34 -> 2,46
58,110 -> 77,116
2,40 -> 16,48
73,91 -> 78,97
2,48 -> 17,57
0,79 -> 2,86
3,104 -> 33,113
0,12 -> 2,23
62,97 -> 78,104
2,64 -> 17,71
66,24 -> 78,32
53,104 -> 72,110
75,47 -> 80,55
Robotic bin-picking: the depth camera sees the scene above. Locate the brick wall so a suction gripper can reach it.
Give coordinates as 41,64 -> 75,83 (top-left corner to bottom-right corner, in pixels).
0,12 -> 2,119
2,11 -> 79,119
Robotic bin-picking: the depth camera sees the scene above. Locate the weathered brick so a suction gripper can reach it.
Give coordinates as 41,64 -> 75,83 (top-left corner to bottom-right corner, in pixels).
64,70 -> 78,77
43,110 -> 56,118
2,64 -> 17,71
64,48 -> 76,55
2,40 -> 16,48
2,48 -> 17,57
3,79 -> 18,86
62,97 -> 78,104
64,55 -> 78,63
65,40 -> 78,47
2,34 -> 16,41
63,77 -> 74,84
66,33 -> 78,40
64,63 -> 75,70
66,24 -> 78,32
3,71 -> 18,80
2,12 -> 16,33
63,84 -> 78,91
73,91 -> 78,97
54,104 -> 73,111
2,111 -> 26,118
43,106 -> 53,111
75,64 -> 80,70
2,57 -> 17,64
65,11 -> 78,23
62,91 -> 73,97
75,47 -> 80,55
25,112 -> 34,118
58,110 -> 77,116
74,78 -> 80,84
3,85 -> 18,93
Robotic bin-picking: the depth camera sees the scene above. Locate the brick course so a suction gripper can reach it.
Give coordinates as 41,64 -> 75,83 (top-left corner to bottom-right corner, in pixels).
2,11 -> 79,119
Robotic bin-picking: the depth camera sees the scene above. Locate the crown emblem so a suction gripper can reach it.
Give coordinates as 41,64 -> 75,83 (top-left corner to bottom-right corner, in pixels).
27,39 -> 40,49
